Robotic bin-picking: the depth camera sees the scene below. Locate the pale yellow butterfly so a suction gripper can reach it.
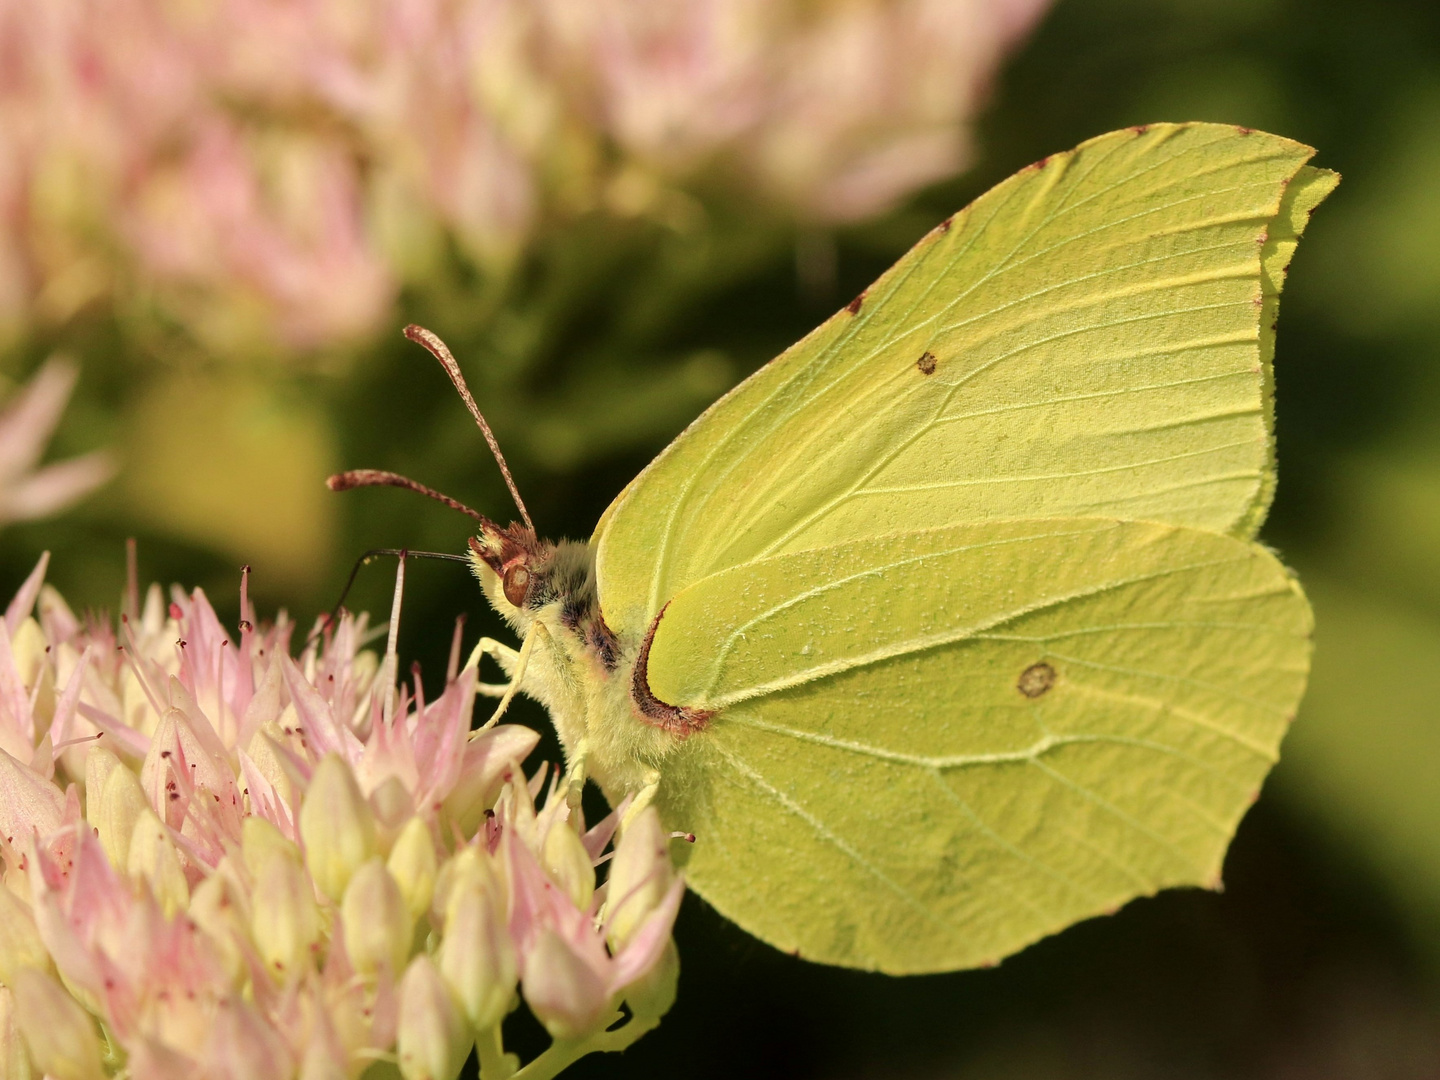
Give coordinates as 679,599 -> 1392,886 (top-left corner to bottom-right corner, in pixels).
336,123 -> 1336,974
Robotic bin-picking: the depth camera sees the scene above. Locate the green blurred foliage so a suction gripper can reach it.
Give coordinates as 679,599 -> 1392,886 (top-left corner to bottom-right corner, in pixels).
3,0 -> 1440,1076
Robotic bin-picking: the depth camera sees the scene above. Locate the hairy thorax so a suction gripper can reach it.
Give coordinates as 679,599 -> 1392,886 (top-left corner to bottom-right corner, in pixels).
468,524 -> 693,798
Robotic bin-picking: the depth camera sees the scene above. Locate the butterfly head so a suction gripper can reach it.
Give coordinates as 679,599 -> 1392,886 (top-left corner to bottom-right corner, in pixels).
468,520 -> 556,616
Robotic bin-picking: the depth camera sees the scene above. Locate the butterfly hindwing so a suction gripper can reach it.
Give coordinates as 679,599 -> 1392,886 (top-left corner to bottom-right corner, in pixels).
647,519 -> 1312,972
581,124 -> 1333,973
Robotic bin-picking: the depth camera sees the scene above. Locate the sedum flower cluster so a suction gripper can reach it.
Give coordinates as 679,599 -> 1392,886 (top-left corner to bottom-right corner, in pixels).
0,0 -> 1050,356
0,553 -> 683,1080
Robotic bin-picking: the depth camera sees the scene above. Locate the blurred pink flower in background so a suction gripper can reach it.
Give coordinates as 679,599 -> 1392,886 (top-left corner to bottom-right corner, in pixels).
529,0 -> 1052,221
0,357 -> 111,527
0,0 -> 1050,359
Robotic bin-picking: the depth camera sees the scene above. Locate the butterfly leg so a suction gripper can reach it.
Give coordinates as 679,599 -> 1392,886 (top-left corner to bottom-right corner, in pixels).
465,635 -> 521,696
562,736 -> 591,812
620,768 -> 663,831
478,622 -> 553,729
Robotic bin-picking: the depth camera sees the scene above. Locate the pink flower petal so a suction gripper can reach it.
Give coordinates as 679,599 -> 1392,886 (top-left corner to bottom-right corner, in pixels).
0,360 -> 76,481
0,746 -> 64,841
3,551 -> 48,635
279,652 -> 362,761
609,877 -> 684,991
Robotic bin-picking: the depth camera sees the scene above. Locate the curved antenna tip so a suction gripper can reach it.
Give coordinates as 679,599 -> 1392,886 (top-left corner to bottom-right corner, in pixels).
326,469 -> 488,524
403,325 -> 535,533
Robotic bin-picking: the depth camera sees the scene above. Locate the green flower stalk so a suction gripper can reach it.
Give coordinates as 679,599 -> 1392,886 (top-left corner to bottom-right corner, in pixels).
0,553 -> 686,1079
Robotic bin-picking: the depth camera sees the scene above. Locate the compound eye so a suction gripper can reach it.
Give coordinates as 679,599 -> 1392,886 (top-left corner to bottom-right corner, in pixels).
502,563 -> 531,608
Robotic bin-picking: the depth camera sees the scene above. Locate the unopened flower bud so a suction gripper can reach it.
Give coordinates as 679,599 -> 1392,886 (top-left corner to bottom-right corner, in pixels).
0,986 -> 34,1080
201,996 -> 294,1080
521,929 -> 610,1041
430,845 -> 501,931
438,876 -> 515,1031
623,939 -> 679,1022
127,808 -> 189,915
241,815 -> 297,875
11,968 -> 102,1080
298,1035 -> 349,1080
10,618 -> 47,690
369,774 -> 414,834
85,748 -> 148,870
300,754 -> 376,901
387,816 -> 437,923
249,834 -> 321,980
341,858 -> 411,977
606,807 -> 674,949
396,955 -> 470,1080
0,888 -> 50,987
188,870 -> 251,983
542,818 -> 595,911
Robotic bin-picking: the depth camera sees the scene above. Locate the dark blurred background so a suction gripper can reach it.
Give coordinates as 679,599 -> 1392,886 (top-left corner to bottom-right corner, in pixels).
2,0 -> 1439,1076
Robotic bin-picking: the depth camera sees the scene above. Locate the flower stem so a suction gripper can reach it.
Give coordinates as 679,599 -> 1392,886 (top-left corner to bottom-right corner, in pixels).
510,1015 -> 661,1080
476,1024 -> 518,1080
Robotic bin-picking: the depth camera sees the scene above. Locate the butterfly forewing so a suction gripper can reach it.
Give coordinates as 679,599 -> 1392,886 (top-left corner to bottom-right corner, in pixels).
594,125 -> 1334,640
582,123 -> 1333,974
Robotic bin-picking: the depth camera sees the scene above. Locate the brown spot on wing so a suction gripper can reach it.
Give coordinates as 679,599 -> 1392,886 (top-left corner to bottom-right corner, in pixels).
631,604 -> 713,736
1017,662 -> 1057,698
845,290 -> 866,315
916,351 -> 938,375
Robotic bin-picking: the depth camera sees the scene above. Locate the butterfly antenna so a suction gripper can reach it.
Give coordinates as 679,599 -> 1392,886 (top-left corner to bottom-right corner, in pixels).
310,547 -> 471,647
327,468 -> 489,523
403,324 -> 534,532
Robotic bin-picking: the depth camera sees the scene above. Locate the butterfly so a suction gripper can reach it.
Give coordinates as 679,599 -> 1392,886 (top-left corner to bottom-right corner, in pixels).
334,123 -> 1335,974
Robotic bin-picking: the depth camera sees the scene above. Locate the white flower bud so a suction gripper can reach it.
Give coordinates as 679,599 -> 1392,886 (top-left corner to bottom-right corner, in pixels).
240,815 -> 296,876
11,968 -> 102,1080
341,858 -> 411,977
387,816 -> 438,924
300,754 -> 376,901
606,807 -> 674,949
623,939 -> 679,1022
85,748 -> 148,871
127,808 -> 189,915
201,996 -> 294,1080
541,818 -> 595,911
520,929 -> 610,1041
0,887 -> 50,987
396,955 -> 470,1080
10,618 -> 48,692
247,826 -> 321,980
369,774 -> 414,832
188,869 -> 251,983
0,986 -> 35,1080
430,846 -> 502,931
438,876 -> 515,1031
298,1035 -> 349,1080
